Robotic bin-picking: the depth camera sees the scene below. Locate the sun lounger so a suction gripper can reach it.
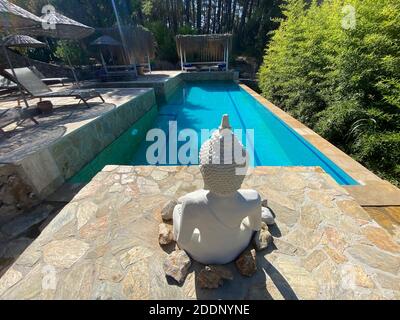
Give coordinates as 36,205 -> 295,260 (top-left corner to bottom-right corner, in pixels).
4,68 -> 105,108
30,66 -> 70,86
182,63 -> 197,72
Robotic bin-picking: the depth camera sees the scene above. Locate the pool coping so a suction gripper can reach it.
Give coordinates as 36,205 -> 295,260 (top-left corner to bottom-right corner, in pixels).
239,84 -> 400,207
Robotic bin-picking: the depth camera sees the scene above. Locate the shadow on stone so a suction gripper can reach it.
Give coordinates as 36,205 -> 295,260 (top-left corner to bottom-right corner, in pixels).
192,254 -> 298,300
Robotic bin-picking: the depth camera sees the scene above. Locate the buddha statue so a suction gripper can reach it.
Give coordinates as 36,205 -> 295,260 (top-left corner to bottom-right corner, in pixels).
173,115 -> 262,265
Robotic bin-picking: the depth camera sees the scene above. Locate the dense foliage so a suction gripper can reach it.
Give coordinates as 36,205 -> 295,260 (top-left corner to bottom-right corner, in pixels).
12,0 -> 283,64
259,0 -> 400,185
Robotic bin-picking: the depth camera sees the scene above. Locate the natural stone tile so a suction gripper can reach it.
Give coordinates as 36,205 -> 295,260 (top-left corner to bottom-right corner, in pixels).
347,245 -> 400,275
122,259 -> 150,300
96,256 -> 124,283
321,226 -> 348,253
271,256 -> 319,300
1,264 -> 43,299
77,201 -> 98,230
120,246 -> 153,270
373,272 -> 400,291
56,262 -> 95,300
0,268 -> 23,296
299,205 -> 321,229
361,226 -> 400,253
323,246 -> 348,264
273,239 -> 307,257
302,250 -> 327,272
43,239 -> 89,269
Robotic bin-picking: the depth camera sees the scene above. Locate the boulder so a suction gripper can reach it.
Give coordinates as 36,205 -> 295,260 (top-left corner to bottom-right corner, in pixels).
261,207 -> 276,226
161,200 -> 177,221
253,222 -> 273,251
163,250 -> 191,284
158,223 -> 174,245
235,249 -> 257,277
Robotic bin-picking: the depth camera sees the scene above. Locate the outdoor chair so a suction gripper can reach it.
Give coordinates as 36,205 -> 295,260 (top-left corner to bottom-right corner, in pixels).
4,68 -> 105,108
30,66 -> 70,86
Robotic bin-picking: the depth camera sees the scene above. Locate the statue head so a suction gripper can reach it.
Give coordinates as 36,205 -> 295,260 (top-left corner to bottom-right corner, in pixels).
199,114 -> 249,196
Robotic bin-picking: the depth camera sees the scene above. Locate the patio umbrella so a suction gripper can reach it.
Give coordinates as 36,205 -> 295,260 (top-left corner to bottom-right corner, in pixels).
0,0 -> 44,109
33,11 -> 94,40
0,0 -> 43,31
90,35 -> 121,71
30,11 -> 95,87
3,34 -> 45,48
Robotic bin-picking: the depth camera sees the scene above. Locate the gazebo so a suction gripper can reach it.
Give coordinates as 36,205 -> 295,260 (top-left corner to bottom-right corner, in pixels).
176,34 -> 232,71
98,25 -> 156,74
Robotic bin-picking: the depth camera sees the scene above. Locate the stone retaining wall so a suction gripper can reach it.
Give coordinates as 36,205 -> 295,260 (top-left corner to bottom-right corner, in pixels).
1,89 -> 157,206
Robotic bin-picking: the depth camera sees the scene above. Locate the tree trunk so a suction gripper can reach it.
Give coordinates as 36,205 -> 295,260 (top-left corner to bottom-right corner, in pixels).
239,0 -> 250,32
206,0 -> 212,33
216,0 -> 222,33
185,0 -> 191,25
231,0 -> 238,31
196,0 -> 202,32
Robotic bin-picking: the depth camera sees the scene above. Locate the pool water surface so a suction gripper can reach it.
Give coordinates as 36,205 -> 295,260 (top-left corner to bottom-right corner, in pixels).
71,81 -> 358,186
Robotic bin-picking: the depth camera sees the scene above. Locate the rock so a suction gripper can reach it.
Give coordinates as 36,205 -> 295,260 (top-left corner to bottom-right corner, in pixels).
163,250 -> 191,284
197,267 -> 223,289
235,249 -> 257,277
161,200 -> 177,221
208,265 -> 234,280
261,199 -> 269,208
198,265 -> 234,288
253,222 -> 273,251
261,207 -> 275,226
159,223 -> 174,245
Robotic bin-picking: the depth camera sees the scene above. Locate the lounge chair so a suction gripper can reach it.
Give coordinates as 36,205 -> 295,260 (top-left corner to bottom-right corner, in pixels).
30,66 -> 70,86
4,68 -> 105,108
182,63 -> 197,72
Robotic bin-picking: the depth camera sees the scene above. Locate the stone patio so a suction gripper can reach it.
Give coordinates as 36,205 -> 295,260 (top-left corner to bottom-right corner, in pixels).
0,166 -> 398,300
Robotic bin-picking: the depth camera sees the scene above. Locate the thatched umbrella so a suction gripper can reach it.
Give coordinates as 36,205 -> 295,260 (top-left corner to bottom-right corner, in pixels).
32,11 -> 94,40
0,0 -> 44,109
29,11 -> 95,86
3,34 -> 45,48
0,0 -> 43,31
90,35 -> 121,71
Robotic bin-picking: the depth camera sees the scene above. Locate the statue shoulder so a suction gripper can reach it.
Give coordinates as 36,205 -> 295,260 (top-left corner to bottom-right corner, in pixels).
238,189 -> 261,204
178,190 -> 209,207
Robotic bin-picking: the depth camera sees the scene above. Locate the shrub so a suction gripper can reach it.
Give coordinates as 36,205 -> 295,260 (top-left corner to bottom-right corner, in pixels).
259,0 -> 400,185
55,40 -> 90,66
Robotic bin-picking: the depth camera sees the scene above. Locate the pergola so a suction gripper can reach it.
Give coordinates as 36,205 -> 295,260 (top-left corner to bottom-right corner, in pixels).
98,25 -> 156,73
176,34 -> 232,71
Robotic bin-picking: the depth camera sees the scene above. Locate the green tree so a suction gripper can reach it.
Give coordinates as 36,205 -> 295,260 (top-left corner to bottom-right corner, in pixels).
259,0 -> 400,185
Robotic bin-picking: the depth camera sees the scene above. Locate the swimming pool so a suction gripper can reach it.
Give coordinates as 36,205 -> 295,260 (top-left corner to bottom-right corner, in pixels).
71,81 -> 358,185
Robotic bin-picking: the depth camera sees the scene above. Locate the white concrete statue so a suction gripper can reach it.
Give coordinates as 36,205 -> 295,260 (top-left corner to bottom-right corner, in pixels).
173,115 -> 262,265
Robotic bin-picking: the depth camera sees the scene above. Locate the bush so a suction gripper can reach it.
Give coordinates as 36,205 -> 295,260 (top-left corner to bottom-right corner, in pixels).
55,40 -> 90,66
259,0 -> 400,185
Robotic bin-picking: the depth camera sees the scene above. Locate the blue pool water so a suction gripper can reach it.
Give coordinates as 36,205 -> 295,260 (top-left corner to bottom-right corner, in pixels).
72,81 -> 358,185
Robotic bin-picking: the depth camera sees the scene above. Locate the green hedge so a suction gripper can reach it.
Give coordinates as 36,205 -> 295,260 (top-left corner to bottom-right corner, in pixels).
259,0 -> 400,186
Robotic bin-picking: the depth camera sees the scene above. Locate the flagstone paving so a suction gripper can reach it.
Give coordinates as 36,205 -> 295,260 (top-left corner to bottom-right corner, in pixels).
0,166 -> 399,300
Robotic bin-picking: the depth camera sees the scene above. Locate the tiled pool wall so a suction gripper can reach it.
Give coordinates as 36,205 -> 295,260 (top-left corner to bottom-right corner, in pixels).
1,89 -> 157,203
82,71 -> 239,105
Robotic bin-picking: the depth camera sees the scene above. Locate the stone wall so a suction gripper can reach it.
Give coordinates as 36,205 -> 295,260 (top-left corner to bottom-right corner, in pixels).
0,164 -> 40,224
2,89 -> 157,204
